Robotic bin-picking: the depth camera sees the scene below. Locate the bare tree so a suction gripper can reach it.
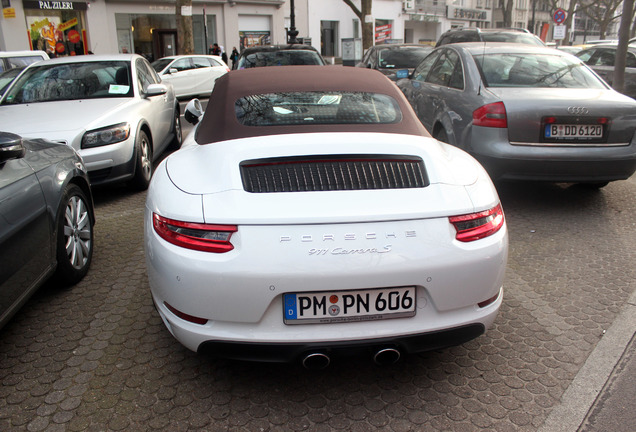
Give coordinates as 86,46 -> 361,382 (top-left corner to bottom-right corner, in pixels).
500,0 -> 514,27
342,0 -> 373,50
176,0 -> 194,55
582,0 -> 623,40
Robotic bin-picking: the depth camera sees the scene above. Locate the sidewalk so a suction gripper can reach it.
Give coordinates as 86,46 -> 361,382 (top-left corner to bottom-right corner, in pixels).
539,289 -> 636,432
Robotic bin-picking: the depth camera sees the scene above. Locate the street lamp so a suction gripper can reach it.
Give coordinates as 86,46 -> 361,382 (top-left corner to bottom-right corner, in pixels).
287,0 -> 299,44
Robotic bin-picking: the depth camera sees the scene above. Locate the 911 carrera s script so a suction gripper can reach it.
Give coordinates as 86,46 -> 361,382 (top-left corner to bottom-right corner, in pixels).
308,246 -> 392,255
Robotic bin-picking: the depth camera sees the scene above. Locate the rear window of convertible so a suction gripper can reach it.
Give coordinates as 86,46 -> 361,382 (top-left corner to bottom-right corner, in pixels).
235,91 -> 403,126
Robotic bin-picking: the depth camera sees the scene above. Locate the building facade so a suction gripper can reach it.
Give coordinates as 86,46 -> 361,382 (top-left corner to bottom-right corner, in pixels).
0,0 -> 621,62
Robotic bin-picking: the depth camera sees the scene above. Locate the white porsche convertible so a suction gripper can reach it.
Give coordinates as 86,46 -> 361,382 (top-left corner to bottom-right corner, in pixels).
144,66 -> 508,368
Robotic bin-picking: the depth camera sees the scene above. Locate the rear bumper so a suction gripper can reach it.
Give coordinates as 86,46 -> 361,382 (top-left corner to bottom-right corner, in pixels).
470,132 -> 636,182
478,152 -> 636,183
196,324 -> 486,362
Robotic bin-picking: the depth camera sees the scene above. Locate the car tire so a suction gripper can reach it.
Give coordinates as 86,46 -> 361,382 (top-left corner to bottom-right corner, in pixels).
168,108 -> 182,151
131,130 -> 153,191
54,184 -> 93,286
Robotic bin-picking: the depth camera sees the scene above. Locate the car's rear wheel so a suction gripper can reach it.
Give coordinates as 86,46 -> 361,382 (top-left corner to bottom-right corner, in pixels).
131,130 -> 153,191
169,108 -> 182,151
55,184 -> 93,285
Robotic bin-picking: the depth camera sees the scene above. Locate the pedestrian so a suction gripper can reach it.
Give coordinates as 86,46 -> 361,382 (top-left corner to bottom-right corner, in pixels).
209,43 -> 221,56
230,47 -> 239,69
220,45 -> 228,65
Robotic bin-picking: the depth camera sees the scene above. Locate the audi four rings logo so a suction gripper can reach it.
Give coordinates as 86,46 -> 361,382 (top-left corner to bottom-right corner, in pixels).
568,107 -> 589,115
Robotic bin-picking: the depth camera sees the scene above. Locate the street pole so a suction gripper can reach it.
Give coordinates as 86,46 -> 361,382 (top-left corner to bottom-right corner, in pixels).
287,0 -> 299,44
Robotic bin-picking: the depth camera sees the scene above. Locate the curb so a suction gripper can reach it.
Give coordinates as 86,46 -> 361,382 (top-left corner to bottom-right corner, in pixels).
539,289 -> 636,432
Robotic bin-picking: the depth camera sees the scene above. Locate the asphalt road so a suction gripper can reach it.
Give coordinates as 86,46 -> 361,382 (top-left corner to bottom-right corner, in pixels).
0,149 -> 634,431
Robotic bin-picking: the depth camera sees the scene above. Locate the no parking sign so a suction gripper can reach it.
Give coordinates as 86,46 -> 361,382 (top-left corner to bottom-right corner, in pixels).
553,8 -> 566,24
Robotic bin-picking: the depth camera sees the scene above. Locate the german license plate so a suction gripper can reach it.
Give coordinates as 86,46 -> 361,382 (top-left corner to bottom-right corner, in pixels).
283,287 -> 416,324
544,124 -> 603,139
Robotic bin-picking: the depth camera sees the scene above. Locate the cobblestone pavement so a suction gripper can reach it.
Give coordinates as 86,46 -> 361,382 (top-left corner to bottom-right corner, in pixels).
0,170 -> 635,431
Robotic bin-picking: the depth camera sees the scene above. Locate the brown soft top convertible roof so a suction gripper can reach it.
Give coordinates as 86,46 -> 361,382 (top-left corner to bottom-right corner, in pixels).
195,65 -> 430,144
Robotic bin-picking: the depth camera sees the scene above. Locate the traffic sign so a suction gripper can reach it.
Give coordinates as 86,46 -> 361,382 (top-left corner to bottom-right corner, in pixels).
553,8 -> 566,24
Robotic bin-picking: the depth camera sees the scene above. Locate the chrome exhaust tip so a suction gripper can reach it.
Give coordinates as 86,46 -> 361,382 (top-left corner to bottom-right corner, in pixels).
373,348 -> 401,366
302,352 -> 331,370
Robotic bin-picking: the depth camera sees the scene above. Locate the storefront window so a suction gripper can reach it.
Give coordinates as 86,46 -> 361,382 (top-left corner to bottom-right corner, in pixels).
23,1 -> 88,57
375,20 -> 392,44
239,31 -> 271,51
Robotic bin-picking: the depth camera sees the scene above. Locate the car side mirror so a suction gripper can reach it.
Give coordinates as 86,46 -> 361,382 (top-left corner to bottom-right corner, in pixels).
145,83 -> 168,98
184,98 -> 203,125
0,132 -> 26,163
396,69 -> 410,79
168,68 -> 178,74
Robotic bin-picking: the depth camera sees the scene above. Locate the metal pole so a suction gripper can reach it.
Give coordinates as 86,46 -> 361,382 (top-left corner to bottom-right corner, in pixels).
287,0 -> 299,44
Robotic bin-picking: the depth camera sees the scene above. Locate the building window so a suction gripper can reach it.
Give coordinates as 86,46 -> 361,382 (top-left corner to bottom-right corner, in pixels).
24,1 -> 88,57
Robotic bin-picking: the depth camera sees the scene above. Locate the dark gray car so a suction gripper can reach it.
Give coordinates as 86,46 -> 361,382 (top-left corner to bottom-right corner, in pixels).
397,43 -> 636,186
575,44 -> 636,100
356,43 -> 433,80
234,44 -> 326,69
0,132 -> 94,329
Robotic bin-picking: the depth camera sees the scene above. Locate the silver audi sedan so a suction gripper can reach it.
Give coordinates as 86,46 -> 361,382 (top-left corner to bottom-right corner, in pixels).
397,43 -> 636,187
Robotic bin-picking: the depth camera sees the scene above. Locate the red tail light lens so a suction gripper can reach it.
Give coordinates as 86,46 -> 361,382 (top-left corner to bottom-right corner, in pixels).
473,102 -> 507,128
449,204 -> 505,242
153,213 -> 237,253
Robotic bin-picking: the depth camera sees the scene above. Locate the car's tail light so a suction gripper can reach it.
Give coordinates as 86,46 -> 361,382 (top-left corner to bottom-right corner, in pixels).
449,204 -> 505,242
153,213 -> 237,253
473,102 -> 507,128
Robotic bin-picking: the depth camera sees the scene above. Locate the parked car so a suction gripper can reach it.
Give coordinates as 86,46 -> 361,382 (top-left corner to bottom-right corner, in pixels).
234,44 -> 327,69
436,28 -> 545,47
0,132 -> 94,329
145,66 -> 508,368
0,50 -> 49,73
356,43 -> 433,80
0,66 -> 24,96
556,45 -> 583,55
0,54 -> 181,190
151,54 -> 230,99
575,44 -> 636,99
396,43 -> 636,186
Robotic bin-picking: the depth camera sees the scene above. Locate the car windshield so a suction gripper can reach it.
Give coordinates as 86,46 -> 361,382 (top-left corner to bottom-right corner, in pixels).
1,61 -> 133,104
235,91 -> 402,126
238,50 -> 324,68
151,58 -> 173,72
378,47 -> 432,69
481,33 -> 545,46
475,53 -> 606,88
